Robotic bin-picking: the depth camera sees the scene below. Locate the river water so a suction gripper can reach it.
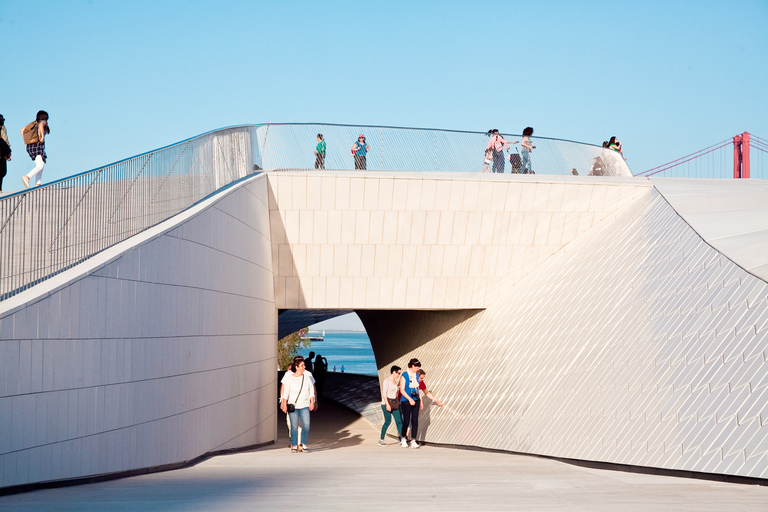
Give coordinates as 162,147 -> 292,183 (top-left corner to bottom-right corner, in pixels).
298,331 -> 377,376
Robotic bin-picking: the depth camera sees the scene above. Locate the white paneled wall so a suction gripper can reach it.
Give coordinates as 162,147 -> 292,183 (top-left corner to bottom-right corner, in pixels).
0,174 -> 277,489
4,169 -> 768,488
367,187 -> 768,479
269,172 -> 650,310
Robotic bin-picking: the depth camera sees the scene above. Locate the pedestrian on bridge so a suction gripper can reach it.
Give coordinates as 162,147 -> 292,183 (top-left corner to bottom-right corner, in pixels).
20,110 -> 50,189
486,129 -> 518,173
520,127 -> 535,174
351,134 -> 369,170
314,134 -> 326,169
0,114 -> 10,194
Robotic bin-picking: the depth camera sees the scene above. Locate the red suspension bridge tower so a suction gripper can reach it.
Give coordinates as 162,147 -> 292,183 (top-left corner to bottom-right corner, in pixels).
638,131 -> 767,179
733,132 -> 750,179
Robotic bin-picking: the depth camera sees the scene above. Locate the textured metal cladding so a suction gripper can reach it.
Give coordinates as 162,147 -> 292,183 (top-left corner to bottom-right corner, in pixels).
367,187 -> 768,479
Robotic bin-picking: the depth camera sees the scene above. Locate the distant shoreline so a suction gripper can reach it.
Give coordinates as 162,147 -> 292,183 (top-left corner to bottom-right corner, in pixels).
307,329 -> 367,333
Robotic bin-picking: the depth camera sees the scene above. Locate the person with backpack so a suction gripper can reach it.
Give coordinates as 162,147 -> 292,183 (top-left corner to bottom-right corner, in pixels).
20,111 -> 50,189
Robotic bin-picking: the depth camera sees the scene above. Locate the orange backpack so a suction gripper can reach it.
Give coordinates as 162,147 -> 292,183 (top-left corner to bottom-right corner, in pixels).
22,121 -> 40,145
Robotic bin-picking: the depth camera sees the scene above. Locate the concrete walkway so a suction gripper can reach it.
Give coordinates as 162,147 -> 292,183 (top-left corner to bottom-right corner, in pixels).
1,398 -> 768,511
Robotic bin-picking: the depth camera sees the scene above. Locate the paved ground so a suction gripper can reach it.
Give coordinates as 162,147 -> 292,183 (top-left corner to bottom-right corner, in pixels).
2,398 -> 768,511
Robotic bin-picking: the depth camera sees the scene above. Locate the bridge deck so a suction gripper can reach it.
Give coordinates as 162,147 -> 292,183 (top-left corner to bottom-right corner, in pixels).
1,394 -> 767,511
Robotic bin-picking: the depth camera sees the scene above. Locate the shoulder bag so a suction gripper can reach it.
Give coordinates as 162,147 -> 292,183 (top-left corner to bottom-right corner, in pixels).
287,374 -> 304,413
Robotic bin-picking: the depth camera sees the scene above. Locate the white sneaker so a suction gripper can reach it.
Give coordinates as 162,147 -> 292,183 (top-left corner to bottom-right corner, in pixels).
400,439 -> 408,448
410,440 -> 420,449
21,176 -> 29,189
378,440 -> 387,447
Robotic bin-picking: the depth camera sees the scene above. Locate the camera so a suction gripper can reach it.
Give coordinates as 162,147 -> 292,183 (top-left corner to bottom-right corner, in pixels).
410,391 -> 419,399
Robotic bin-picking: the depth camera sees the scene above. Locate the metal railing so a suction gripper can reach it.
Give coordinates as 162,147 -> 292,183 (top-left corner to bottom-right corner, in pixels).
1,123 -> 629,301
0,126 -> 256,301
255,123 -> 632,177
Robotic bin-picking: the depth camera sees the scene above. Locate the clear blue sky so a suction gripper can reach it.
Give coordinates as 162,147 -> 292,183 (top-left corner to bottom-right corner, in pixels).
1,0 -> 766,188
2,1 -> 766,328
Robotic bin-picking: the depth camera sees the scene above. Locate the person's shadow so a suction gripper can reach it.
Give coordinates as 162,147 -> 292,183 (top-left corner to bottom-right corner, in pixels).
274,397 -> 365,452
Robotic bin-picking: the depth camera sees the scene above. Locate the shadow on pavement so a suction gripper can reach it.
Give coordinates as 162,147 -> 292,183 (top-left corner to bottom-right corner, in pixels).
265,396 -> 368,454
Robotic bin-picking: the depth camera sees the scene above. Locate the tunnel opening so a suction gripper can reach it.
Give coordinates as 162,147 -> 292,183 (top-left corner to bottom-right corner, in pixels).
277,308 -> 485,446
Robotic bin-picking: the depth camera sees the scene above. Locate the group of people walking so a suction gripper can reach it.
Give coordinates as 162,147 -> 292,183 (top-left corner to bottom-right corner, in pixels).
0,111 -> 52,195
279,353 -> 328,453
379,358 -> 443,448
279,355 -> 443,453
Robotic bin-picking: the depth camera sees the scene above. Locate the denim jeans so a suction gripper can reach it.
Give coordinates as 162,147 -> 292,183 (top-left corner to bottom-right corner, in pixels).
521,150 -> 532,173
492,150 -> 505,173
289,407 -> 310,447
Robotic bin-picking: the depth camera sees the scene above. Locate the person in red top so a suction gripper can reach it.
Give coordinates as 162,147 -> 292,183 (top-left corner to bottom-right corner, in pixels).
417,368 -> 444,410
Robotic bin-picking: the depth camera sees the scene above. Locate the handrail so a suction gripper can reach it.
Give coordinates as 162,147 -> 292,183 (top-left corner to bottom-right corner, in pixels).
252,123 -> 632,176
0,126 -> 256,301
0,123 -> 631,301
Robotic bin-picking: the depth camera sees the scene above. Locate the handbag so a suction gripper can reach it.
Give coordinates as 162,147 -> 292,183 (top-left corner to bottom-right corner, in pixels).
386,396 -> 400,411
286,374 -> 304,413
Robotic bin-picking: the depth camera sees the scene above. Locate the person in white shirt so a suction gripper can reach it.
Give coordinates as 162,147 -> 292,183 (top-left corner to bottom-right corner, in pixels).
281,356 -> 318,447
280,356 -> 316,452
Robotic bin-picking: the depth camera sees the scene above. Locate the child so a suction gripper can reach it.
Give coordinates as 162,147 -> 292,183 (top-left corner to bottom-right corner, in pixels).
482,148 -> 492,173
521,126 -> 534,174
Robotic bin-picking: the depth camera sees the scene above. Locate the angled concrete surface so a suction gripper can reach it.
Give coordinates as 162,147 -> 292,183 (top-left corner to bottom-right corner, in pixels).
1,399 -> 766,512
4,173 -> 768,489
653,178 -> 768,281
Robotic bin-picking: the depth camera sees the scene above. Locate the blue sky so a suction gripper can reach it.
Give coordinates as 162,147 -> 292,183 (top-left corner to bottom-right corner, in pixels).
1,0 -> 766,189
3,0 -> 765,330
